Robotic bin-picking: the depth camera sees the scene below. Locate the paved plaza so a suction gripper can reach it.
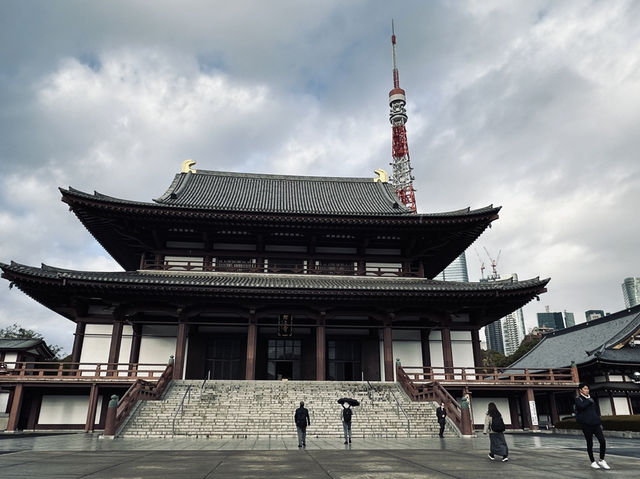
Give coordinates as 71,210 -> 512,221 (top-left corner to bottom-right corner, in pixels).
0,432 -> 639,478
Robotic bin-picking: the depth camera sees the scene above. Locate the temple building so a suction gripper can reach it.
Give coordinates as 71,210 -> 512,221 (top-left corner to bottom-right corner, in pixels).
1,162 -> 558,431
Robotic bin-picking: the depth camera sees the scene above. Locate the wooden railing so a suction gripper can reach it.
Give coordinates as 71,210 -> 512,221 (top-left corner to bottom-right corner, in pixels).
399,365 -> 579,385
141,259 -> 420,277
396,365 -> 464,432
0,362 -> 169,381
113,362 -> 173,435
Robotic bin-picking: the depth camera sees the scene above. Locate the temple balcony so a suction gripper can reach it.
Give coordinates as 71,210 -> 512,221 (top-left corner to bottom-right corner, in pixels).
140,258 -> 421,277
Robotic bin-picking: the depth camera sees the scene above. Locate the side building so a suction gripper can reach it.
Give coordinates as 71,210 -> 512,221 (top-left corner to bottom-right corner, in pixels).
510,304 -> 640,419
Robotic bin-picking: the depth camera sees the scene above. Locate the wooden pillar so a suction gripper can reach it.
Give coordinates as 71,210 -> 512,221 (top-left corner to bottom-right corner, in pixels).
71,322 -> 86,364
84,384 -> 99,432
245,311 -> 257,380
441,327 -> 454,379
107,320 -> 124,375
316,313 -> 326,381
471,328 -> 483,367
128,324 -> 142,374
549,392 -> 559,427
526,388 -> 539,430
609,391 -> 616,415
7,384 -> 24,432
420,329 -> 431,368
508,396 -> 521,429
383,316 -> 394,382
173,320 -> 188,380
520,392 -> 532,429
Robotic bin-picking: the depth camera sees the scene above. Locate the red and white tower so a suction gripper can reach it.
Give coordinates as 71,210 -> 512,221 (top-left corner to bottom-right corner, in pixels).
389,22 -> 417,212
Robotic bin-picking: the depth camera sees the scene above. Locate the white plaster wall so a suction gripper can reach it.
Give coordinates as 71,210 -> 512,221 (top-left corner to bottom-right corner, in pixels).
116,325 -> 133,376
3,352 -> 18,366
377,330 -> 423,380
470,397 -> 512,425
38,395 -> 103,425
138,325 -> 177,376
613,397 -> 630,415
451,331 -> 475,378
79,324 -> 111,365
0,392 -> 9,413
598,397 -> 613,416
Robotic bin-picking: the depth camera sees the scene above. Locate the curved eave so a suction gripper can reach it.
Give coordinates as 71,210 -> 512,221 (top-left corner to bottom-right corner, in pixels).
1,262 -> 547,317
59,186 -> 501,226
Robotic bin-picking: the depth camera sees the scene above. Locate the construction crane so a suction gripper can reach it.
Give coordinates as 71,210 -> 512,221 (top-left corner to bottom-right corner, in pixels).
388,21 -> 417,212
483,247 -> 501,280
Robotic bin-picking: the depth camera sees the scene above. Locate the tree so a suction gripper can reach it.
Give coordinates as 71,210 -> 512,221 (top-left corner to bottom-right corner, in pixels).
0,323 -> 64,359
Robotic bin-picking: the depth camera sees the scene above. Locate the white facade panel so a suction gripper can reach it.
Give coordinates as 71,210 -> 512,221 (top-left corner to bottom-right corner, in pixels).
3,352 -> 18,366
139,325 -> 177,375
471,397 -> 511,425
38,395 -> 102,425
613,397 -> 630,415
598,398 -> 613,416
0,392 -> 9,413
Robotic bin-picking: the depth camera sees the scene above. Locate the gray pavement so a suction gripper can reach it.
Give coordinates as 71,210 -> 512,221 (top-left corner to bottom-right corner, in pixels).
0,432 -> 639,478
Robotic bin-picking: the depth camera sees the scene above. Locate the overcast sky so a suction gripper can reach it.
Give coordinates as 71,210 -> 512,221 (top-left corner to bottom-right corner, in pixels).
1,0 -> 639,355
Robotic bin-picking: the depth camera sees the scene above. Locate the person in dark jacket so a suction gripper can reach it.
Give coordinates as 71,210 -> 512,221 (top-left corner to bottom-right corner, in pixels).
436,402 -> 447,437
294,401 -> 310,448
575,383 -> 610,470
342,403 -> 353,444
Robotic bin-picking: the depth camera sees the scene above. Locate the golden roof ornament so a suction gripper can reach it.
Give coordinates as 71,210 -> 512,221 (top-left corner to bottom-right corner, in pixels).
373,169 -> 388,183
181,159 -> 196,173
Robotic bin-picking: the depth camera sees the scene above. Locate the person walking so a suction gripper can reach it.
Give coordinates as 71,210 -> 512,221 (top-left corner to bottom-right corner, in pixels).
575,383 -> 610,470
294,401 -> 310,448
436,402 -> 447,437
483,402 -> 508,462
342,403 -> 353,444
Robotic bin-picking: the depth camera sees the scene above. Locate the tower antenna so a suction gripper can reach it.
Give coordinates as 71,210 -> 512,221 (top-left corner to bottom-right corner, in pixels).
389,20 -> 417,212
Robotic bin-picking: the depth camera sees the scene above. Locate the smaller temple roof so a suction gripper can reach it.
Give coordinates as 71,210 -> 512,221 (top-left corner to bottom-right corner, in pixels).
0,338 -> 55,360
509,305 -> 640,369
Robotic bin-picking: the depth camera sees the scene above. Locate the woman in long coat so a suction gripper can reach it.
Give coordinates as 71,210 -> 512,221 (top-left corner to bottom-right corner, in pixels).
483,402 -> 509,462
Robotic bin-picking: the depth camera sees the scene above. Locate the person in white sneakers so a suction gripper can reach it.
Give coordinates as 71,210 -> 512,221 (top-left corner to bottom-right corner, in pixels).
575,383 -> 610,470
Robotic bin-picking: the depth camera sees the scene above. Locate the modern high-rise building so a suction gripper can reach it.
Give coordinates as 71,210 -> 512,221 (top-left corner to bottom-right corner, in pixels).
585,310 -> 605,322
484,320 -> 505,355
622,277 -> 640,308
434,251 -> 469,282
537,311 -> 565,330
563,311 -> 575,328
483,273 -> 526,355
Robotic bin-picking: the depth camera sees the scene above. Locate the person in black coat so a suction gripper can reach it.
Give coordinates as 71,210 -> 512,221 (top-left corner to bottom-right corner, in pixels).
436,402 -> 447,437
294,401 -> 311,448
575,383 -> 610,470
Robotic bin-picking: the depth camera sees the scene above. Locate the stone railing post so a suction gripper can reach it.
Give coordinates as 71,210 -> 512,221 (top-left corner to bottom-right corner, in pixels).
103,394 -> 119,438
459,393 -> 473,437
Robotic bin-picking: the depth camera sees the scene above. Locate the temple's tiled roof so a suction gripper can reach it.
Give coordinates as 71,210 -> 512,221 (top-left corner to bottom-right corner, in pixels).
1,261 -> 547,295
60,170 -> 500,219
509,305 -> 640,369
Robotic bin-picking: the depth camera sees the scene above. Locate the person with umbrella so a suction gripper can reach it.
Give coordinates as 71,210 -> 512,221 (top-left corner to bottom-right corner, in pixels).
338,398 -> 359,444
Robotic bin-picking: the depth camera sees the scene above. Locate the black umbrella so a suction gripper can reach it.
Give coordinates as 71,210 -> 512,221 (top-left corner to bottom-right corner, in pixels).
337,397 -> 360,407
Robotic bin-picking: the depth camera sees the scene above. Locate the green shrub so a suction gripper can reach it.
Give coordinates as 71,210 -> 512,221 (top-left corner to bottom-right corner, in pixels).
555,415 -> 640,432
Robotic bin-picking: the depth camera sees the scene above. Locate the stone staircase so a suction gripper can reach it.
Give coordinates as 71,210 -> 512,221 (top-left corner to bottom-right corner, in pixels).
119,380 -> 459,439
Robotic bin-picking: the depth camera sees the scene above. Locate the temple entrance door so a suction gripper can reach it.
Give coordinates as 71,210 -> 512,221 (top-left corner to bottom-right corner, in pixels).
327,340 -> 361,381
267,339 -> 301,380
205,338 -> 243,380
